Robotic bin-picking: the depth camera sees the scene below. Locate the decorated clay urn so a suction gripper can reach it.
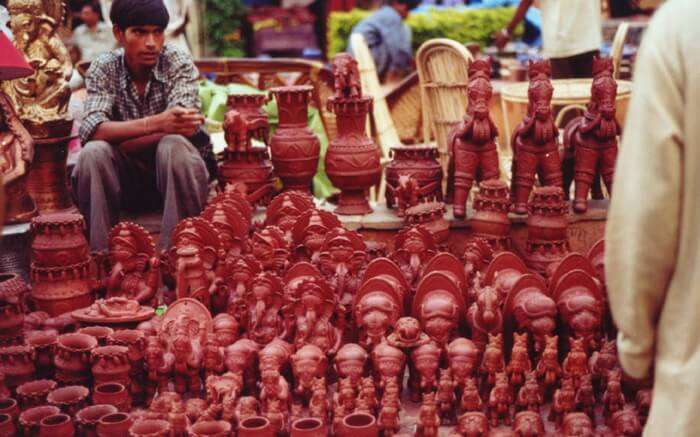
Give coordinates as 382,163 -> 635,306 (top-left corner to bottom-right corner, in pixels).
75,404 -> 118,437
470,179 -> 512,250
404,201 -> 450,244
0,273 -> 29,345
19,405 -> 60,436
385,145 -> 443,208
525,186 -> 570,273
25,329 -> 58,378
0,345 -> 36,389
190,420 -> 232,437
38,413 -> 74,437
227,94 -> 270,142
30,213 -> 89,267
91,346 -> 131,386
47,385 -> 90,416
17,379 -> 57,409
269,86 -> 320,193
54,333 -> 98,386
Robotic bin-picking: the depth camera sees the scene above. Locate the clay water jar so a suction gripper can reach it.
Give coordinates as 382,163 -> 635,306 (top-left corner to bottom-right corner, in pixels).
39,413 -> 74,437
0,345 -> 36,388
47,385 -> 90,416
25,329 -> 58,376
76,404 -> 118,437
91,346 -> 131,386
385,145 -> 443,209
238,416 -> 274,437
341,413 -> 378,437
17,379 -> 57,408
0,413 -> 16,437
128,419 -> 171,437
190,420 -> 232,437
0,398 -> 19,421
78,326 -> 114,346
93,382 -> 130,412
54,333 -> 97,385
96,412 -> 133,437
526,186 -> 569,241
291,418 -> 327,437
30,213 -> 89,267
19,405 -> 60,436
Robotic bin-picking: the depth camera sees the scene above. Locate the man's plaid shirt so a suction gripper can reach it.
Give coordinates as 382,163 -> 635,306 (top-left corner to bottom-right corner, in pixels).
79,44 -> 215,170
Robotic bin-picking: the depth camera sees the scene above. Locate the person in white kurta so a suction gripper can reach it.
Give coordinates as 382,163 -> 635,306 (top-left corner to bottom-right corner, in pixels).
606,1 -> 700,435
163,0 -> 192,54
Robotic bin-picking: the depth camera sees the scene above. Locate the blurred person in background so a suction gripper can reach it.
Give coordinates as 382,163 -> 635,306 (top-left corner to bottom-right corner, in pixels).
163,0 -> 192,53
72,2 -> 117,62
494,0 -> 602,78
0,0 -> 11,38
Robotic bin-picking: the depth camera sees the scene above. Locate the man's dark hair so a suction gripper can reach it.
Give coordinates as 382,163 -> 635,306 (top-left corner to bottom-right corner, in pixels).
110,0 -> 170,30
82,2 -> 101,15
393,0 -> 421,10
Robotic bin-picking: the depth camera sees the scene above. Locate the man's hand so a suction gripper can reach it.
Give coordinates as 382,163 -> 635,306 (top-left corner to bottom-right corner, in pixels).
492,28 -> 511,51
154,106 -> 204,137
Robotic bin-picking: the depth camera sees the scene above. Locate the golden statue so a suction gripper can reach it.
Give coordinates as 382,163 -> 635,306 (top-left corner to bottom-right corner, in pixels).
3,0 -> 72,138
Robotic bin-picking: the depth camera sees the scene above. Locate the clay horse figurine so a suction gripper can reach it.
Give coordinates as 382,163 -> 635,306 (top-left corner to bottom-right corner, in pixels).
448,57 -> 500,219
563,56 -> 621,213
511,60 -> 562,214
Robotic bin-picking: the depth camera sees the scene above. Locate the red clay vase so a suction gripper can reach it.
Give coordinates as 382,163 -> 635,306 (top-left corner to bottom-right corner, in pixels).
340,413 -> 378,437
0,413 -> 16,437
54,333 -> 97,386
96,412 -> 133,437
190,420 -> 232,437
238,416 -> 275,437
19,405 -> 60,436
269,86 -> 320,193
25,330 -> 58,378
385,145 -> 443,209
38,413 -> 74,437
93,382 -> 131,412
470,179 -> 512,250
17,379 -> 57,409
326,97 -> 381,215
128,419 -> 171,437
291,418 -> 327,437
75,404 -> 118,437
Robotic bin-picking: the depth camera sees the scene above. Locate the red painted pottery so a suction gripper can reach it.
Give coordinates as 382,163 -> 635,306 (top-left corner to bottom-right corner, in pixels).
30,213 -> 88,267
291,418 -> 327,437
19,405 -> 60,436
470,179 -> 512,250
190,420 -> 232,437
0,273 -> 28,345
16,379 -> 57,408
38,413 -> 74,437
404,201 -> 450,244
47,385 -> 90,416
128,419 -> 171,437
96,412 -> 133,437
0,398 -> 19,421
340,413 -> 378,437
75,404 -> 118,437
30,262 -> 95,317
269,86 -> 320,193
525,186 -> 571,274
219,148 -> 276,206
0,346 -> 35,388
55,333 -> 97,385
238,416 -> 275,437
92,382 -> 131,412
227,94 -> 270,142
91,346 -> 131,386
27,136 -> 74,214
78,326 -> 114,346
385,145 -> 443,209
326,96 -> 381,215
0,413 -> 16,437
25,330 -> 58,377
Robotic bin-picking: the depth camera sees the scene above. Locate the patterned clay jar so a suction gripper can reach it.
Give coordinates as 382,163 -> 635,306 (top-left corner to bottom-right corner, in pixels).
190,420 -> 232,437
92,383 -> 131,412
30,261 -> 95,317
326,97 -> 382,215
30,213 -> 89,268
75,404 -> 118,437
96,412 -> 133,437
17,379 -> 57,409
91,346 -> 131,386
227,94 -> 270,142
269,86 -> 320,193
128,419 -> 171,437
0,273 -> 28,344
78,326 -> 114,346
19,405 -> 60,437
38,413 -> 74,437
385,145 -> 443,208
0,346 -> 35,389
54,333 -> 97,385
340,413 -> 378,437
291,418 -> 327,437
47,385 -> 90,417
0,413 -> 16,437
25,330 -> 58,377
219,148 -> 276,206
525,186 -> 571,273
470,179 -> 512,250
0,398 -> 19,422
238,416 -> 275,437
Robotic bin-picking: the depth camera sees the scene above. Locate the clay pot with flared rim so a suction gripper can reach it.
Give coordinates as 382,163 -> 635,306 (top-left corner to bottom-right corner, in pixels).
96,412 -> 133,437
77,326 -> 114,346
385,145 -> 443,210
128,419 -> 171,437
25,330 -> 58,376
19,405 -> 60,436
17,379 -> 57,408
47,385 -> 89,416
91,346 -> 131,387
0,413 -> 16,437
39,413 -> 74,437
0,345 -> 36,388
291,418 -> 327,437
93,382 -> 130,412
0,398 -> 19,421
76,404 -> 118,437
340,413 -> 378,437
238,416 -> 274,437
54,333 -> 97,385
190,420 -> 232,437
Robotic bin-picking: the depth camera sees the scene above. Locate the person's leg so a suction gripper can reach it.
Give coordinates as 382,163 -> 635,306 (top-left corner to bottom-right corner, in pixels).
571,50 -> 599,78
71,140 -> 126,251
550,56 -> 574,80
155,134 -> 209,250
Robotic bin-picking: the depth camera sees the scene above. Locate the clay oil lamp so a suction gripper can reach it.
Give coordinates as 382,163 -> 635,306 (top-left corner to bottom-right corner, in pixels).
16,379 -> 57,409
75,404 -> 118,437
47,385 -> 90,416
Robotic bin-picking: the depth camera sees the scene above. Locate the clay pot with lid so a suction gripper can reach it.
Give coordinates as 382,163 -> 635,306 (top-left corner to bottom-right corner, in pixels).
96,411 -> 133,437
385,145 -> 443,209
55,333 -> 97,385
0,413 -> 16,437
0,345 -> 35,388
19,405 -> 60,436
47,385 -> 90,416
25,329 -> 58,377
93,382 -> 131,412
78,326 -> 114,346
17,379 -> 57,408
128,419 -> 171,437
76,404 -> 118,437
269,86 -> 321,193
39,413 -> 74,437
238,416 -> 275,437
291,418 -> 327,437
190,420 -> 232,437
340,413 -> 378,437
326,96 -> 382,215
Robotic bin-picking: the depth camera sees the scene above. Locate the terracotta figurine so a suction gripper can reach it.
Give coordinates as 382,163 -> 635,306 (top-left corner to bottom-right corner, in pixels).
602,370 -> 625,419
512,411 -> 545,437
507,332 -> 532,388
437,369 -> 457,425
516,371 -> 542,413
480,333 -> 505,389
453,412 -> 489,437
488,372 -> 513,427
417,392 -> 440,437
562,337 -> 590,388
550,377 -> 576,425
535,334 -> 561,389
575,374 -> 596,419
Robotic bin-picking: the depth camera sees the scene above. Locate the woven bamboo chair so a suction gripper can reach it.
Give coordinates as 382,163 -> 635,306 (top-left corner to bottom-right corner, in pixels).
610,22 -> 630,79
416,38 -> 474,193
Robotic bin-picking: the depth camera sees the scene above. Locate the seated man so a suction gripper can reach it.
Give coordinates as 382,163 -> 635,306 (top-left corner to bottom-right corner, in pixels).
74,0 -> 215,251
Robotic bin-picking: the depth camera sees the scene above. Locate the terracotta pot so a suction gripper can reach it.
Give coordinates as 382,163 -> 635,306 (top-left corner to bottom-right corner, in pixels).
0,273 -> 28,344
78,326 -> 114,346
238,416 -> 274,437
405,201 -> 450,244
269,86 -> 320,193
470,179 -> 512,250
27,136 -> 74,214
340,413 -> 378,437
128,419 -> 170,437
76,404 -> 118,437
47,385 -> 90,416
525,186 -> 570,274
19,405 -> 60,437
91,346 -> 130,386
0,398 -> 19,421
30,261 -> 95,317
38,413 -> 74,437
54,333 -> 97,385
0,345 -> 35,388
291,418 -> 327,437
0,413 -> 16,437
326,97 -> 381,215
96,412 -> 133,437
226,94 -> 270,142
219,148 -> 276,206
17,379 -> 57,408
385,145 -> 443,209
106,329 -> 145,402
190,420 -> 232,437
30,213 -> 88,268
92,382 -> 130,412
25,330 -> 58,377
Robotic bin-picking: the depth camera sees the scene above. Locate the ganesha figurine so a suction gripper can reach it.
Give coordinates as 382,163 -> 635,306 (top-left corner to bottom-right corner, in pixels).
552,269 -> 604,349
317,228 -> 367,310
334,343 -> 368,386
504,274 -> 557,353
291,344 -> 326,400
354,277 -> 403,349
413,272 -> 466,347
448,58 -> 500,219
106,222 -> 160,305
243,272 -> 285,347
390,225 -> 436,287
510,59 -> 563,214
447,338 -> 480,387
290,209 -> 342,263
371,343 -> 406,390
410,342 -> 441,402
